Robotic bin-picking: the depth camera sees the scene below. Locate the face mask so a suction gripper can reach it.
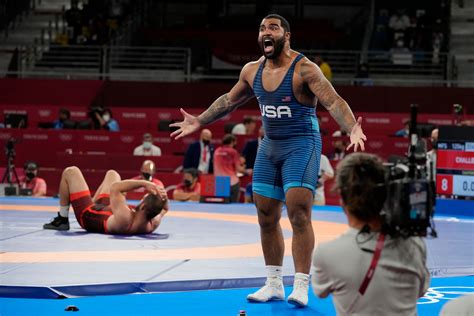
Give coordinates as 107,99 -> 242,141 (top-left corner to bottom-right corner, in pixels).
202,140 -> 210,146
431,140 -> 438,149
142,172 -> 152,180
26,172 -> 35,179
102,114 -> 110,121
143,141 -> 152,149
184,179 -> 192,187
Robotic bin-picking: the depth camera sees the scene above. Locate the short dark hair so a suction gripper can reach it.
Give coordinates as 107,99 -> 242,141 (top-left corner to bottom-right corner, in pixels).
223,134 -> 236,145
183,168 -> 198,179
264,14 -> 290,33
142,194 -> 165,220
335,153 -> 386,222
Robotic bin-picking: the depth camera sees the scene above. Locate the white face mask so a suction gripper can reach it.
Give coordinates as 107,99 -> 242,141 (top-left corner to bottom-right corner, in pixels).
143,141 -> 152,149
102,114 -> 111,121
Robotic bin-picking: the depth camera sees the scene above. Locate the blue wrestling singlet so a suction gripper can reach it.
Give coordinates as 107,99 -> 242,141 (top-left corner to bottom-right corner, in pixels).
252,54 -> 322,201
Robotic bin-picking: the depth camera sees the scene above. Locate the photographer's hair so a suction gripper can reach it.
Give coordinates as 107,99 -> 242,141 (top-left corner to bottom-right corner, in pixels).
142,193 -> 165,220
335,153 -> 386,223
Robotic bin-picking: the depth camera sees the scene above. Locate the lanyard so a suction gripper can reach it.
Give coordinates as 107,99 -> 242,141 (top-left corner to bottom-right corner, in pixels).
358,233 -> 385,295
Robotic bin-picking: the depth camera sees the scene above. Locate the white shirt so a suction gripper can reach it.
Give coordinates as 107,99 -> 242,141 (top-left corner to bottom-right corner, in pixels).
231,123 -> 246,135
312,228 -> 429,316
133,144 -> 162,156
314,154 -> 334,204
198,141 -> 211,174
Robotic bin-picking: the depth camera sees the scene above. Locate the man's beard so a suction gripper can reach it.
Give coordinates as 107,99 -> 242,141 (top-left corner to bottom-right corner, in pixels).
260,36 -> 285,59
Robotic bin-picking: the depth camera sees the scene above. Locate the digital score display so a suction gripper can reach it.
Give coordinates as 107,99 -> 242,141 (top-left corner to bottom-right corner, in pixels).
436,142 -> 474,197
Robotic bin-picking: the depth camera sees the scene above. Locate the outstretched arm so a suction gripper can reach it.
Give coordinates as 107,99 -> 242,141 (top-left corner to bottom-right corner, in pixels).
170,63 -> 255,139
300,60 -> 367,151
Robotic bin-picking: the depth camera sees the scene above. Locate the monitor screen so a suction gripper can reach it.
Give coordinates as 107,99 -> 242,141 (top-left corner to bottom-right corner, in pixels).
436,126 -> 474,198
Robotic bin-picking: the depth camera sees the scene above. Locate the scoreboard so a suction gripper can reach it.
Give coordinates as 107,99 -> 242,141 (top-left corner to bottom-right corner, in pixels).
436,126 -> 474,198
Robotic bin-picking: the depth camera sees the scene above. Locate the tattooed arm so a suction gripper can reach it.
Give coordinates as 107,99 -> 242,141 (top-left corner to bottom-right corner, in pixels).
170,63 -> 255,139
300,60 -> 355,132
300,59 -> 367,151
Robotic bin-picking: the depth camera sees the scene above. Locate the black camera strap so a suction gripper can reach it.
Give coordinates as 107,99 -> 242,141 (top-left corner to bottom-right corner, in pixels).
358,233 -> 385,295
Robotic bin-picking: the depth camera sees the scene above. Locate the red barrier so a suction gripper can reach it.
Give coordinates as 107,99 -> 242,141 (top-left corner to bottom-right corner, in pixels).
2,104 -> 468,138
1,79 -> 473,115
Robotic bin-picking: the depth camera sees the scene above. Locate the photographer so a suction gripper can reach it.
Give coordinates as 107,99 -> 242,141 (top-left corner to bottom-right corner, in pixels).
94,108 -> 120,132
87,106 -> 119,131
311,153 -> 430,315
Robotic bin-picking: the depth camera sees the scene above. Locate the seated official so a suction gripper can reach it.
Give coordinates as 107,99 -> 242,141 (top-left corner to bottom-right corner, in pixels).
312,153 -> 430,315
173,168 -> 201,202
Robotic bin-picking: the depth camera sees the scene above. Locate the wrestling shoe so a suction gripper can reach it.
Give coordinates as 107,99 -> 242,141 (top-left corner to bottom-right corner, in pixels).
287,278 -> 309,307
43,213 -> 70,231
247,277 -> 285,302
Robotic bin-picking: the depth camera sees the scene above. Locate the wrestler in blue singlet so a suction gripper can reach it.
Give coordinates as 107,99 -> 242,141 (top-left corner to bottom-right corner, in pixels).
252,54 -> 322,201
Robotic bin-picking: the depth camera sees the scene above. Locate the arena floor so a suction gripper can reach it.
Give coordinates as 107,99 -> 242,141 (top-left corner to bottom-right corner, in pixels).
1,197 -> 473,315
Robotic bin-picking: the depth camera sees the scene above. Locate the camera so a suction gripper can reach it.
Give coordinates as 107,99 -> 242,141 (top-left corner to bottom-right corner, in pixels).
381,105 -> 437,238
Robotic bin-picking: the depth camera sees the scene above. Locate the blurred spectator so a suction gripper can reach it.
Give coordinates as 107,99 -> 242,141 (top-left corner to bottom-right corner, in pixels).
39,108 -> 75,129
129,160 -> 164,200
183,129 -> 214,174
173,168 -> 201,202
314,56 -> 332,82
95,108 -> 120,131
214,134 -> 245,203
329,139 -> 347,161
314,154 -> 334,206
427,128 -> 438,180
395,120 -> 410,137
388,9 -> 410,41
242,126 -> 264,170
232,117 -> 257,135
19,161 -> 47,197
53,108 -> 75,129
64,0 -> 83,43
353,63 -> 373,86
133,133 -> 162,156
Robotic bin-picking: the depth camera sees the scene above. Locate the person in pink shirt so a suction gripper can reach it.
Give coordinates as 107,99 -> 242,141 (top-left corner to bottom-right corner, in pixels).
213,134 -> 245,202
20,161 -> 47,197
173,168 -> 201,202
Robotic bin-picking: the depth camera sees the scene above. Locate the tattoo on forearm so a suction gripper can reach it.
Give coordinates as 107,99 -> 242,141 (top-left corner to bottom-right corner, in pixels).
300,61 -> 356,133
329,100 -> 356,133
197,94 -> 238,125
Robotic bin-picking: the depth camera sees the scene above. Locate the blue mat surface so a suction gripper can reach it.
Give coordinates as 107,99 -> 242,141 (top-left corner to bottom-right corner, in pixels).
1,277 -> 473,316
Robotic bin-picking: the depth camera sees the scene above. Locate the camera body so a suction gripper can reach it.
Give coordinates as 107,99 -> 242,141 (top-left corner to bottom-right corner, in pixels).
382,174 -> 435,238
381,105 -> 436,238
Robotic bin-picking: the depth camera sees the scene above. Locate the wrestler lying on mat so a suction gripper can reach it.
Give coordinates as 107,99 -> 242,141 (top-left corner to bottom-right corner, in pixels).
43,166 -> 168,234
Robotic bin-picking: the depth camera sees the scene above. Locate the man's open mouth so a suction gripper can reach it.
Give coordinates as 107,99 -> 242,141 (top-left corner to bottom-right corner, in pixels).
263,38 -> 274,54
